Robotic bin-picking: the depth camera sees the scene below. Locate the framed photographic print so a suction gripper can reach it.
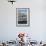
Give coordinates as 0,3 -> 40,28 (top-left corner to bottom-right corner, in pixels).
16,8 -> 30,27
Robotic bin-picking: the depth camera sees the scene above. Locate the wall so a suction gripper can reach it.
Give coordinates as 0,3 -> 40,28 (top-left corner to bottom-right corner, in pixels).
0,0 -> 46,41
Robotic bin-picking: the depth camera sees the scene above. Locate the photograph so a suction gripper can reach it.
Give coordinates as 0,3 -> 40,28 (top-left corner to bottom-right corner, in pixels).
16,8 -> 30,27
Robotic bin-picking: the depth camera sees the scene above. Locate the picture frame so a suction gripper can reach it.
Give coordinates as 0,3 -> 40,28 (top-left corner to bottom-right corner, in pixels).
16,8 -> 30,27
